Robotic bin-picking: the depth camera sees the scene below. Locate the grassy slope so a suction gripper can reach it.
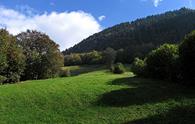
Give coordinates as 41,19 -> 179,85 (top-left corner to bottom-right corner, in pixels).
0,66 -> 194,124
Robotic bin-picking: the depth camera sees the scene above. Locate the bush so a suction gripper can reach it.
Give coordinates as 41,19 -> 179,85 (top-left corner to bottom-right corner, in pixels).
179,30 -> 195,85
59,68 -> 71,77
145,44 -> 179,80
64,54 -> 82,66
131,57 -> 146,77
81,51 -> 103,65
0,75 -> 7,84
111,63 -> 125,74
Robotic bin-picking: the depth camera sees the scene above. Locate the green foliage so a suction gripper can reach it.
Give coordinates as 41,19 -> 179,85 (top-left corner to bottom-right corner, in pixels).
179,30 -> 195,85
16,30 -> 64,80
80,50 -> 103,65
64,48 -> 144,66
0,29 -> 26,83
64,50 -> 103,66
115,49 -> 125,62
65,8 -> 195,63
111,63 -> 125,74
131,57 -> 146,76
59,68 -> 71,77
103,47 -> 117,68
0,75 -> 6,84
64,54 -> 82,66
0,30 -> 9,73
145,44 -> 179,80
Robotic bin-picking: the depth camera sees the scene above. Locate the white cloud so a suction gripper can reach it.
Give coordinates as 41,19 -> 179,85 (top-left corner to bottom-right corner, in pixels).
98,15 -> 106,21
153,0 -> 163,7
141,0 -> 163,7
0,6 -> 102,50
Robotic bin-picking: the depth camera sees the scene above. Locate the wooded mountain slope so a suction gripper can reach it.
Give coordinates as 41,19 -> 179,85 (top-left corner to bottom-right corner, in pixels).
64,8 -> 195,56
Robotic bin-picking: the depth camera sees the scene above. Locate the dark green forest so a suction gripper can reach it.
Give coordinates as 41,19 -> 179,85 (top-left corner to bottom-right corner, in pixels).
64,8 -> 195,62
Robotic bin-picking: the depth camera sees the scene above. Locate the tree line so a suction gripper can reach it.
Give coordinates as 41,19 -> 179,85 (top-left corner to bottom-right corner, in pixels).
63,48 -> 125,67
0,29 -> 64,84
64,8 -> 195,63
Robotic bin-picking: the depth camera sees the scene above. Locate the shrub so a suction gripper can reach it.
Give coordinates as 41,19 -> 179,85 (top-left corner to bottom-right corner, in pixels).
111,63 -> 125,74
131,57 -> 146,77
145,44 -> 179,80
64,54 -> 82,66
0,75 -> 7,84
59,68 -> 71,77
80,51 -> 103,65
179,30 -> 195,85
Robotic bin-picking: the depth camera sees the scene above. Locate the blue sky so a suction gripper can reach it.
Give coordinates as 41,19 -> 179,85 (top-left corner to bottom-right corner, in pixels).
0,0 -> 194,50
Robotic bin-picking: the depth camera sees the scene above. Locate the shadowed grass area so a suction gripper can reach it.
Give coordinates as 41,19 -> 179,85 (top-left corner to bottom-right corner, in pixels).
98,77 -> 195,107
0,65 -> 194,124
124,105 -> 195,124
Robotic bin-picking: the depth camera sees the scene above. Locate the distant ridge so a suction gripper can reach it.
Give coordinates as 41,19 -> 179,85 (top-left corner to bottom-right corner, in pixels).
64,8 -> 195,62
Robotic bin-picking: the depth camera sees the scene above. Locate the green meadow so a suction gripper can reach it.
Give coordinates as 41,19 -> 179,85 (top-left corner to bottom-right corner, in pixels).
0,66 -> 194,124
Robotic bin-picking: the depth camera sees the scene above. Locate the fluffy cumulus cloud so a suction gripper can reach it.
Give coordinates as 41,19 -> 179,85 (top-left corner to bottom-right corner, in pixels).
0,6 -> 102,50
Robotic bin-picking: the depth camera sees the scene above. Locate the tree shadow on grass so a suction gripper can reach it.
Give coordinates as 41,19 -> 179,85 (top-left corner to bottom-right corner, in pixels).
97,77 -> 195,107
111,77 -> 165,87
123,105 -> 195,124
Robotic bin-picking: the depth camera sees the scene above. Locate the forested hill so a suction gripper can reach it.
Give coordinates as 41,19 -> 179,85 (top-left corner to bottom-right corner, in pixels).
64,8 -> 195,55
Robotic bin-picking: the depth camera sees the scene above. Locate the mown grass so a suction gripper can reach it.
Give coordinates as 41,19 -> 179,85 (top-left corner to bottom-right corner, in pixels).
0,66 -> 194,124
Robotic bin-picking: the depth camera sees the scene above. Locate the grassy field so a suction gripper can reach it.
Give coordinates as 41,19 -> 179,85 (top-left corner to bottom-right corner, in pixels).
0,66 -> 194,124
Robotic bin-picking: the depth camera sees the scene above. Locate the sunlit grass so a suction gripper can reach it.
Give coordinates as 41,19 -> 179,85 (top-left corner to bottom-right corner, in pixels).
0,66 -> 194,124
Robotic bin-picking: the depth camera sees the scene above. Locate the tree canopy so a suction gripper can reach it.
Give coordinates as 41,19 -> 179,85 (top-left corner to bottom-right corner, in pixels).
0,29 -> 26,83
17,30 -> 64,80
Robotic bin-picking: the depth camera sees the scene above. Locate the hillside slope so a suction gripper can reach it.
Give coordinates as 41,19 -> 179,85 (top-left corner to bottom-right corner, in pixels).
0,66 -> 195,124
65,8 -> 195,59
